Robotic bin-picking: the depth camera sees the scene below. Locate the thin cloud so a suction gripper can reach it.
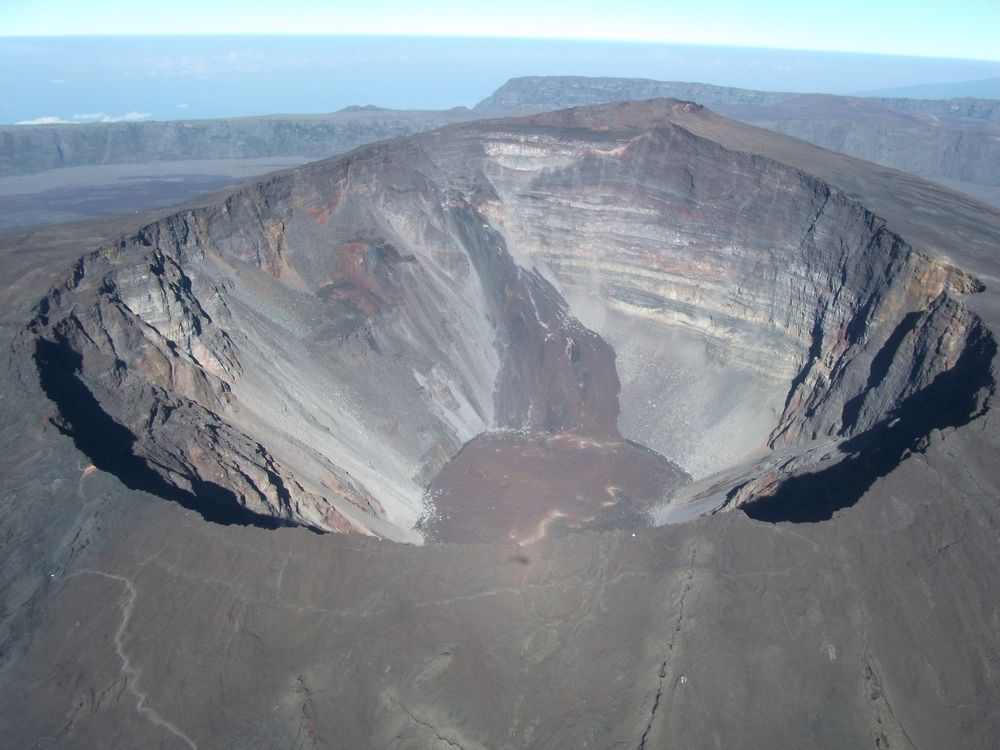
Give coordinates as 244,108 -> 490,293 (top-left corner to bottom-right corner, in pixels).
71,111 -> 152,123
15,116 -> 70,125
15,111 -> 154,126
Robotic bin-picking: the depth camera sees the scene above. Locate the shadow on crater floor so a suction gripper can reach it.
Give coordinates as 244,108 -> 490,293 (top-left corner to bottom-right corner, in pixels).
743,324 -> 996,523
33,337 -> 291,530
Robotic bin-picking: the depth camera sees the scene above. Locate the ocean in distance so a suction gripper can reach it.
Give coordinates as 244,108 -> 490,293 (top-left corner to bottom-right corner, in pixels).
3,35 -> 1000,124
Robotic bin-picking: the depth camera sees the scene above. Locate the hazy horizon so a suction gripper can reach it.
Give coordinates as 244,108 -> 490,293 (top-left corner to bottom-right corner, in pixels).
7,0 -> 999,60
3,35 -> 1000,126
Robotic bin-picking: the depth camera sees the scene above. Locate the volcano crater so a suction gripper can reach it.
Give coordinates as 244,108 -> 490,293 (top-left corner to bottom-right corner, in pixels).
22,101 -> 996,544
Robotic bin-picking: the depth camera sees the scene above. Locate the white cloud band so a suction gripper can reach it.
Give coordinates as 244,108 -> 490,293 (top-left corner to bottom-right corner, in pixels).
15,111 -> 153,125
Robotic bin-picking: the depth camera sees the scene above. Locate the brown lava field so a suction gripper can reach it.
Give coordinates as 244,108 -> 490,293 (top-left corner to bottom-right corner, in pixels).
422,431 -> 688,544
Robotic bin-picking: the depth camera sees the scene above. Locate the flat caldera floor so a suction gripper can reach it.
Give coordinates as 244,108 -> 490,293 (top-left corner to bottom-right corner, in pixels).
423,431 -> 689,544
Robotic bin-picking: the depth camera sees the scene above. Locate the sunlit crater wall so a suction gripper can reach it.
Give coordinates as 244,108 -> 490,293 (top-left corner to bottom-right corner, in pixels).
472,121 -> 980,476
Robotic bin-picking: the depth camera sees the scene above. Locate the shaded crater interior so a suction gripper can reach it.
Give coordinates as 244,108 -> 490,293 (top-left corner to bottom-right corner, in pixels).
741,321 -> 997,523
33,338 -> 291,530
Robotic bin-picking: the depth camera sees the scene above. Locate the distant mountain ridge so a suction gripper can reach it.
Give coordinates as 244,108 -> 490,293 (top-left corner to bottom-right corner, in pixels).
858,76 -> 1000,100
475,75 -> 1000,121
0,108 -> 475,177
474,77 -> 797,112
475,76 -> 1000,203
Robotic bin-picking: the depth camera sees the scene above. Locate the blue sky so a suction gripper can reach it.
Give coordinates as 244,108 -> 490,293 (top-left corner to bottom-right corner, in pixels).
3,0 -> 999,61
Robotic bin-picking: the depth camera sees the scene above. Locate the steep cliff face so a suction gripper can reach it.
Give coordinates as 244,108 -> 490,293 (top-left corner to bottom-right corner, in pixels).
19,100 -> 995,539
23,166 -> 498,537
445,108 -> 990,477
22,130 -> 644,539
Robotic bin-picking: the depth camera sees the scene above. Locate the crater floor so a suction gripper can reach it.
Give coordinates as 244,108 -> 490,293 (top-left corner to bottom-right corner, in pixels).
422,431 -> 688,544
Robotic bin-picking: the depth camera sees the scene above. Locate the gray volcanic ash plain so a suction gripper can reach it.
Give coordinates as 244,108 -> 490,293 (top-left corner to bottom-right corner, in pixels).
2,99 -> 1000,747
4,76 -> 999,242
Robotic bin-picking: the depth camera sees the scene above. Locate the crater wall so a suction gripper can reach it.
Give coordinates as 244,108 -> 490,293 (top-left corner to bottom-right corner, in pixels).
463,117 -> 987,474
